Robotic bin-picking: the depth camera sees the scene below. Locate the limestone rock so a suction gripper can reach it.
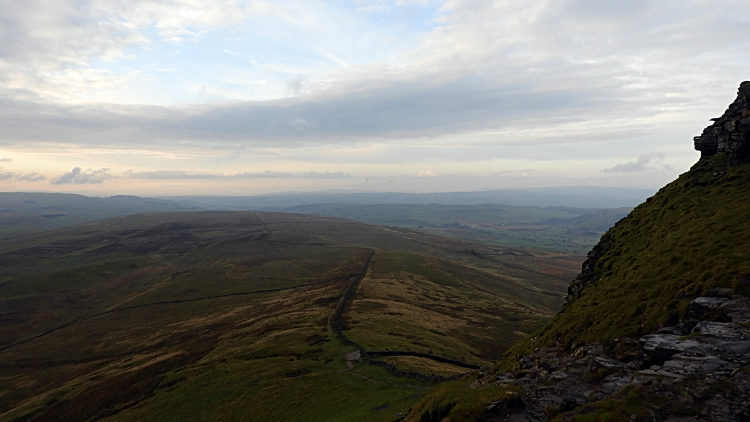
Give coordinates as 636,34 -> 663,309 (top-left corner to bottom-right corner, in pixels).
691,321 -> 750,341
694,81 -> 750,163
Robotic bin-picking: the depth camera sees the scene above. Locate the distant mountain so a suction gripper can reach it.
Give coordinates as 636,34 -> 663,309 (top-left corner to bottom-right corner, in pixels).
0,192 -> 204,238
167,186 -> 655,210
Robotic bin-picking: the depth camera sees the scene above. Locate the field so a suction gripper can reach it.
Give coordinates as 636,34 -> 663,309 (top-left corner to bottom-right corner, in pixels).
268,203 -> 630,255
0,211 -> 581,421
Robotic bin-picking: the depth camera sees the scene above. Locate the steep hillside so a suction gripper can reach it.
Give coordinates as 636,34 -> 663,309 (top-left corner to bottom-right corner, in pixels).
514,152 -> 750,350
516,81 -> 750,351
404,82 -> 750,421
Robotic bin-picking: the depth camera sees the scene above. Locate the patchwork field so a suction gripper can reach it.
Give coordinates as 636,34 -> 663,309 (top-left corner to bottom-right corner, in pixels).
0,211 -> 581,421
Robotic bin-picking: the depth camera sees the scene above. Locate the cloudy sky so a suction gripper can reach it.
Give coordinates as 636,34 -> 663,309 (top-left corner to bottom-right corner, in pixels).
0,0 -> 748,196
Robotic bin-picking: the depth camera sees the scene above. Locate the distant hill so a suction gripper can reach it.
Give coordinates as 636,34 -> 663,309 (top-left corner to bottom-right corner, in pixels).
168,186 -> 654,210
263,203 -> 632,255
0,193 -> 204,238
0,192 -> 633,254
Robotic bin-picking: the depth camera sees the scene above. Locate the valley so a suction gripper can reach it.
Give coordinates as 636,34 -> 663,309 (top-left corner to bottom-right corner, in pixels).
0,211 -> 580,421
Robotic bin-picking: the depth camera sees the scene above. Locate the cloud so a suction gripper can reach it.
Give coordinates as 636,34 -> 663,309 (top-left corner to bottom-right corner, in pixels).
0,158 -> 12,164
124,170 -> 354,180
603,152 -> 666,173
417,170 -> 439,177
0,0 -> 747,194
0,172 -> 45,182
52,167 -> 116,184
0,0 -> 249,101
0,0 -> 747,153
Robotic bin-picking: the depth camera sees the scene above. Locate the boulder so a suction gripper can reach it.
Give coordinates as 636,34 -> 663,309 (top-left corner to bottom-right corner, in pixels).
691,321 -> 750,341
592,356 -> 625,369
687,297 -> 735,321
549,371 -> 568,380
640,334 -> 702,366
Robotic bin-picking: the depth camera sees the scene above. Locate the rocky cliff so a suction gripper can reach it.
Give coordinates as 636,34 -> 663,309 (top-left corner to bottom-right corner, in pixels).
694,81 -> 750,162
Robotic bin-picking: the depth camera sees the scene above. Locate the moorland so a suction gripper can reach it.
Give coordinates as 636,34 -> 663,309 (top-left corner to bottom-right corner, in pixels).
0,193 -> 629,255
0,210 -> 580,421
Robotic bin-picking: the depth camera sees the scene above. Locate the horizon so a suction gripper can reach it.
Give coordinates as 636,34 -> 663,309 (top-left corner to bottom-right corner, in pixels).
3,184 -> 657,199
1,1 -> 748,195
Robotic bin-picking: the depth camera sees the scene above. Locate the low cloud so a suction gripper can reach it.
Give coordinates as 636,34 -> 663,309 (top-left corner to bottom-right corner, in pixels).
417,170 -> 439,177
0,172 -> 46,182
52,167 -> 115,184
603,153 -> 666,173
124,170 -> 354,180
0,158 -> 12,164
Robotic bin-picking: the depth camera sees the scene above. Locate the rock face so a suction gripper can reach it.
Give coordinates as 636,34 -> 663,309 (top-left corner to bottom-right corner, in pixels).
694,81 -> 750,163
562,234 -> 613,307
480,295 -> 750,421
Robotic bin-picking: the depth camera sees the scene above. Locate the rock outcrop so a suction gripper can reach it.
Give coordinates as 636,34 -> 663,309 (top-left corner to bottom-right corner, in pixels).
562,232 -> 613,307
694,81 -> 750,163
480,294 -> 750,421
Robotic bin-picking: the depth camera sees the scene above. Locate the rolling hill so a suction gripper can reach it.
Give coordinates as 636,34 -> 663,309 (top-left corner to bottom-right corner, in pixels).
265,203 -> 631,255
0,193 -> 203,239
0,211 -> 581,422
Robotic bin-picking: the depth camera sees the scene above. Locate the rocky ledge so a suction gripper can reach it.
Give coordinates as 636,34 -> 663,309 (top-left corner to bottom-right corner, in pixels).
480,291 -> 750,421
694,81 -> 750,163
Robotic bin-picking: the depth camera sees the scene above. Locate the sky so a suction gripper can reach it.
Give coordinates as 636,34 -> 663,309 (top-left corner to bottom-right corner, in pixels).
0,0 -> 748,196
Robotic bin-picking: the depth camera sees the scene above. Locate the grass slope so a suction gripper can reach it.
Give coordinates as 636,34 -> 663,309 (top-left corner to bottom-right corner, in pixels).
503,153 -> 750,359
0,211 -> 580,421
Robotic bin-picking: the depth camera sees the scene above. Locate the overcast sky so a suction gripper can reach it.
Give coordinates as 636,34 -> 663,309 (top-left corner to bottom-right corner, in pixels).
0,0 -> 748,196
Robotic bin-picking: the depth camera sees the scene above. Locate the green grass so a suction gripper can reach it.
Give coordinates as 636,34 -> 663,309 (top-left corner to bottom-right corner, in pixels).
499,153 -> 750,365
345,251 -> 554,364
403,375 -> 522,422
0,211 -> 583,421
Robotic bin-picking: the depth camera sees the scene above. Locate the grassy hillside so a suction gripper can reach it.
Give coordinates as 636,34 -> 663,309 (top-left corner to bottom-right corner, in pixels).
267,203 -> 630,255
501,152 -> 750,359
0,211 -> 580,421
